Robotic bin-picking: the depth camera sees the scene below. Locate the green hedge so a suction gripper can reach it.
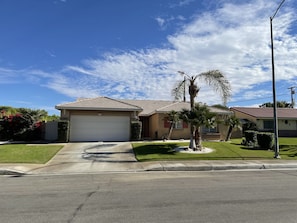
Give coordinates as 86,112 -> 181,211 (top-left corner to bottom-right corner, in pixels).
257,132 -> 274,149
58,121 -> 69,142
243,130 -> 274,149
244,130 -> 258,147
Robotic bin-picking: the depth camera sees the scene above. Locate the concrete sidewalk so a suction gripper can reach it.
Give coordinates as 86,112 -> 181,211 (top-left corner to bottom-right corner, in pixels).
1,142 -> 297,175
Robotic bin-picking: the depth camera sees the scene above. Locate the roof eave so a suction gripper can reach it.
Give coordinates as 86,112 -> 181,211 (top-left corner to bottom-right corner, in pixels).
55,106 -> 142,112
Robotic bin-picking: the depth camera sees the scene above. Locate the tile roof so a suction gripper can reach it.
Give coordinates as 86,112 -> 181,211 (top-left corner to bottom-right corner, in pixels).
55,97 -> 142,112
121,100 -> 196,116
231,107 -> 297,119
56,97 -> 232,115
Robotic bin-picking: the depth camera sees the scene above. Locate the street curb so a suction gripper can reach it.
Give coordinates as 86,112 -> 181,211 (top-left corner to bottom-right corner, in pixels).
0,169 -> 26,176
145,163 -> 297,171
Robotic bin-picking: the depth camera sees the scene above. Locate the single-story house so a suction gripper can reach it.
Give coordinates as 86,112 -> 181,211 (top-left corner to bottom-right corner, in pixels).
231,107 -> 297,137
55,97 -> 232,142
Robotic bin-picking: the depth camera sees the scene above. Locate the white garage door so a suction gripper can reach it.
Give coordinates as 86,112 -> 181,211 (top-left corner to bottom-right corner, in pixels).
70,115 -> 130,141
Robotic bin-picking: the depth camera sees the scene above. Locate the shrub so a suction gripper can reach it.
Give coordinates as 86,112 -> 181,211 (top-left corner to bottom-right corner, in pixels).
257,132 -> 274,149
0,114 -> 44,141
244,130 -> 258,147
58,121 -> 69,142
131,122 -> 142,140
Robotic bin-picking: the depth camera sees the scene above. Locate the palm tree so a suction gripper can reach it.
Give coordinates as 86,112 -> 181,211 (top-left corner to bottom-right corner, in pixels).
164,110 -> 180,140
172,70 -> 231,107
179,103 -> 216,150
224,115 -> 241,141
172,70 -> 231,149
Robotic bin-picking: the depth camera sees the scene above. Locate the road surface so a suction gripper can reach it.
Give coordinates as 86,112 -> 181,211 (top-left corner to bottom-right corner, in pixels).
1,170 -> 297,223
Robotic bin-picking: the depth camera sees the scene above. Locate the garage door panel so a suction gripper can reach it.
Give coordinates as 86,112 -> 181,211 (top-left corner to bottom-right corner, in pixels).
70,115 -> 130,141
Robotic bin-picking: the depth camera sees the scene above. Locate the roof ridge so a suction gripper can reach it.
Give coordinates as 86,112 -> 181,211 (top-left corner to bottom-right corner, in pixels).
56,97 -> 100,106
107,97 -> 143,110
155,101 -> 181,111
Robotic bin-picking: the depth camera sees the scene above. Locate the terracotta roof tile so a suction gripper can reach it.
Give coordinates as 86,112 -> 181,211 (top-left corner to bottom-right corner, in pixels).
231,107 -> 297,119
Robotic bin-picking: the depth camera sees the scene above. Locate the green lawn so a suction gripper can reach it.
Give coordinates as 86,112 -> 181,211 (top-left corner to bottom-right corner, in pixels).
0,144 -> 64,164
132,138 -> 297,161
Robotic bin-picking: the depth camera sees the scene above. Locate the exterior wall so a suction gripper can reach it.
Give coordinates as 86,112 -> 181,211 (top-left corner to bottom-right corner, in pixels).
162,113 -> 189,140
230,128 -> 242,139
216,123 -> 229,141
242,118 -> 297,131
260,119 -> 297,137
147,113 -> 230,141
278,119 -> 296,130
148,113 -> 189,140
60,110 -> 133,120
149,114 -> 159,139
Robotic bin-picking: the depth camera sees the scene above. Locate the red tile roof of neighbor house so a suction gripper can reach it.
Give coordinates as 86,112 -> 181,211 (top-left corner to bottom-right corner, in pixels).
231,107 -> 297,119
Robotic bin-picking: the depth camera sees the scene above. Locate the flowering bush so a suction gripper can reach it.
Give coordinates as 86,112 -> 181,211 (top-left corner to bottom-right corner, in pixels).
0,113 -> 43,141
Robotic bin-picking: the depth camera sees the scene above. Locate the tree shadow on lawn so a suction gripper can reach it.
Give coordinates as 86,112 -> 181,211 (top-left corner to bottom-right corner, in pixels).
133,143 -> 179,156
279,145 -> 297,157
240,146 -> 271,151
239,144 -> 297,158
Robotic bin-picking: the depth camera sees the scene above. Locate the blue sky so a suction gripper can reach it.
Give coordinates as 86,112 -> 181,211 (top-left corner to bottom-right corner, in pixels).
1,0 -> 297,114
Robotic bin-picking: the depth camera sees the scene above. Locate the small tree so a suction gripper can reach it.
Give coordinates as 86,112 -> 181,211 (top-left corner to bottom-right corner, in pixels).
164,110 -> 180,140
224,115 -> 241,141
172,70 -> 231,149
179,103 -> 216,150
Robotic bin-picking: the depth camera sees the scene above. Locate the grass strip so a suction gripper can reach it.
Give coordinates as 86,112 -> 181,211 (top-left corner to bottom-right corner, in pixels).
132,138 -> 297,161
0,144 -> 64,164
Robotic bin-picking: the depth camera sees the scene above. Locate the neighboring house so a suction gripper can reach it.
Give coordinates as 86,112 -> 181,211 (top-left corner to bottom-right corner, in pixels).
231,107 -> 297,137
55,97 -> 232,142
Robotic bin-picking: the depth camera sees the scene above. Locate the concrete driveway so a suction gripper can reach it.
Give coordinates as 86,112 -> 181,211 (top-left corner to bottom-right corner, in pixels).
31,142 -> 144,174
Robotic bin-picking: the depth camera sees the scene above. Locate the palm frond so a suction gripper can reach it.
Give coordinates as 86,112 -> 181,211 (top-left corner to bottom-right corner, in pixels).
198,70 -> 232,105
171,80 -> 186,101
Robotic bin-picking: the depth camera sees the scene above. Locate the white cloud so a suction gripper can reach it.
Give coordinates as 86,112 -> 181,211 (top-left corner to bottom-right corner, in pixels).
0,68 -> 18,83
169,0 -> 195,8
155,17 -> 165,28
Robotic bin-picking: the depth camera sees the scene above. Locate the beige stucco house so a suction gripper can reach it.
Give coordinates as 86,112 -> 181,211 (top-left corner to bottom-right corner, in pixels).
55,97 -> 231,142
231,107 -> 297,137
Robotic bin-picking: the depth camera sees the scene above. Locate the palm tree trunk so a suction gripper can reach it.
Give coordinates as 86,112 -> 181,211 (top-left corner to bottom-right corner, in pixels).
225,126 -> 233,141
167,123 -> 174,140
189,126 -> 196,150
189,82 -> 196,149
195,126 -> 202,150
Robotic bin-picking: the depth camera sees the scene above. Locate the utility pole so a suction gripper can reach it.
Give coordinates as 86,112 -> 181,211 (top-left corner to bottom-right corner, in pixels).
288,86 -> 296,108
270,0 -> 286,159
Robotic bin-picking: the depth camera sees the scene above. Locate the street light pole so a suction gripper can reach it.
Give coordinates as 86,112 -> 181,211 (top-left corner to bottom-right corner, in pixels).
270,0 -> 285,159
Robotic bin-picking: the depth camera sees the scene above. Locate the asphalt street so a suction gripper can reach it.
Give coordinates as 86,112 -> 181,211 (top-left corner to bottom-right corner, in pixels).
1,171 -> 297,223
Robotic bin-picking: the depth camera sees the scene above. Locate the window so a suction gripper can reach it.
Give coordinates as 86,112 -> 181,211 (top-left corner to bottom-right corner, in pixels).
164,119 -> 188,129
202,126 -> 218,133
263,120 -> 274,129
174,120 -> 183,129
